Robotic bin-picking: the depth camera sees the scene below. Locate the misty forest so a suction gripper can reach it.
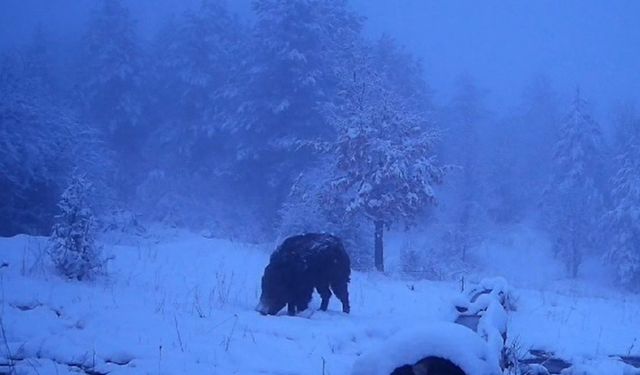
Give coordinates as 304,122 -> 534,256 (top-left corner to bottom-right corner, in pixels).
1,1 -> 639,374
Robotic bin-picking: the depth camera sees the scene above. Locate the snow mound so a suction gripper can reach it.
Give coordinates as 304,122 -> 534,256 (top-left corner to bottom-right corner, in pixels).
351,322 -> 500,375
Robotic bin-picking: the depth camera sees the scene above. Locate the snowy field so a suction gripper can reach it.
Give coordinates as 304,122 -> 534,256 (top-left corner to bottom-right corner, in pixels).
1,231 -> 639,374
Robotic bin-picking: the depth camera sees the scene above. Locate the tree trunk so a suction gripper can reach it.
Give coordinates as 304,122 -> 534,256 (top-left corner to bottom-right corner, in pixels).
571,245 -> 579,278
374,220 -> 384,272
461,241 -> 467,262
570,227 -> 579,278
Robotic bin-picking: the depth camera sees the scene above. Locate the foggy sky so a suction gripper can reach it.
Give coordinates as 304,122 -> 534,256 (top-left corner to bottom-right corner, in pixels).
2,0 -> 638,118
354,0 -> 640,115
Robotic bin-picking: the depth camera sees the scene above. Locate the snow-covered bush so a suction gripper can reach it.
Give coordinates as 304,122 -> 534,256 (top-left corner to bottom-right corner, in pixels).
351,322 -> 500,375
474,277 -> 518,312
49,175 -> 104,280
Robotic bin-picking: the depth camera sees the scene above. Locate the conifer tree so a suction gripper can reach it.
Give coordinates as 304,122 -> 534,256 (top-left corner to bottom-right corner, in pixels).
605,110 -> 640,288
543,89 -> 605,277
140,0 -> 245,223
445,76 -> 487,261
50,175 -> 104,281
79,0 -> 144,197
232,0 -> 363,229
0,37 -> 105,236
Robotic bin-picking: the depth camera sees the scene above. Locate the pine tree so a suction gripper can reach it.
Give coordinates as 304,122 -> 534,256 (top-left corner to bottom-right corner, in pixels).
486,117 -> 521,224
245,0 -> 362,134
0,39 -> 106,236
22,25 -> 55,95
79,0 -> 144,197
543,88 -> 605,278
81,0 -> 143,132
518,76 -> 561,187
140,0 -> 246,223
152,0 -> 243,131
444,75 -> 487,261
487,76 -> 560,224
50,175 -> 104,281
605,111 -> 640,289
230,0 -> 363,230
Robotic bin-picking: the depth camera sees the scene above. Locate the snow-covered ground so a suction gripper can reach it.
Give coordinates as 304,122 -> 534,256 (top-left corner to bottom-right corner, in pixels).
1,230 -> 639,374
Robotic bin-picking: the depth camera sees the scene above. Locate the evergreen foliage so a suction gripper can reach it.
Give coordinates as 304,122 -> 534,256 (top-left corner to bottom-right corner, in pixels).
543,89 -> 606,277
605,111 -> 640,288
50,175 -> 104,281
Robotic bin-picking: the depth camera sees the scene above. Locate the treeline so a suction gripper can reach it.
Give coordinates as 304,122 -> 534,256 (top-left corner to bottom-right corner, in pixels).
0,0 -> 638,288
0,0 -> 440,262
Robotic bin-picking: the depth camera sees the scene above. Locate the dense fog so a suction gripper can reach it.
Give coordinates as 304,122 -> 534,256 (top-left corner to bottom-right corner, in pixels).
1,0 -> 639,289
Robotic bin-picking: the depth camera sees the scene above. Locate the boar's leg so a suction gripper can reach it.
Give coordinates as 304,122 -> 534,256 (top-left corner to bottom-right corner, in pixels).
296,301 -> 309,312
331,282 -> 350,314
316,283 -> 332,311
287,302 -> 296,316
296,288 -> 313,313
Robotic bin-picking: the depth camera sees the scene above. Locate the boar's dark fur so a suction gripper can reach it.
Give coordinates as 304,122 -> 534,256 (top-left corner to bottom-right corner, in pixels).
257,233 -> 351,316
391,357 -> 466,375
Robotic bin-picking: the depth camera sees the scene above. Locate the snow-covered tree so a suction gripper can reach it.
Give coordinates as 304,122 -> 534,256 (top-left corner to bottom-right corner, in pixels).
485,118 -> 522,224
442,75 -> 488,261
278,162 -> 337,237
486,77 -> 561,224
0,44 -> 106,236
152,0 -> 243,131
323,50 -> 445,271
230,0 -> 363,230
371,35 -> 434,114
81,0 -> 142,128
50,175 -> 104,281
543,89 -> 605,278
604,111 -> 640,289
79,0 -> 144,196
517,76 -> 561,188
139,0 -> 246,223
277,161 -> 373,269
22,25 -> 55,95
611,102 -> 639,151
244,0 -> 362,133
